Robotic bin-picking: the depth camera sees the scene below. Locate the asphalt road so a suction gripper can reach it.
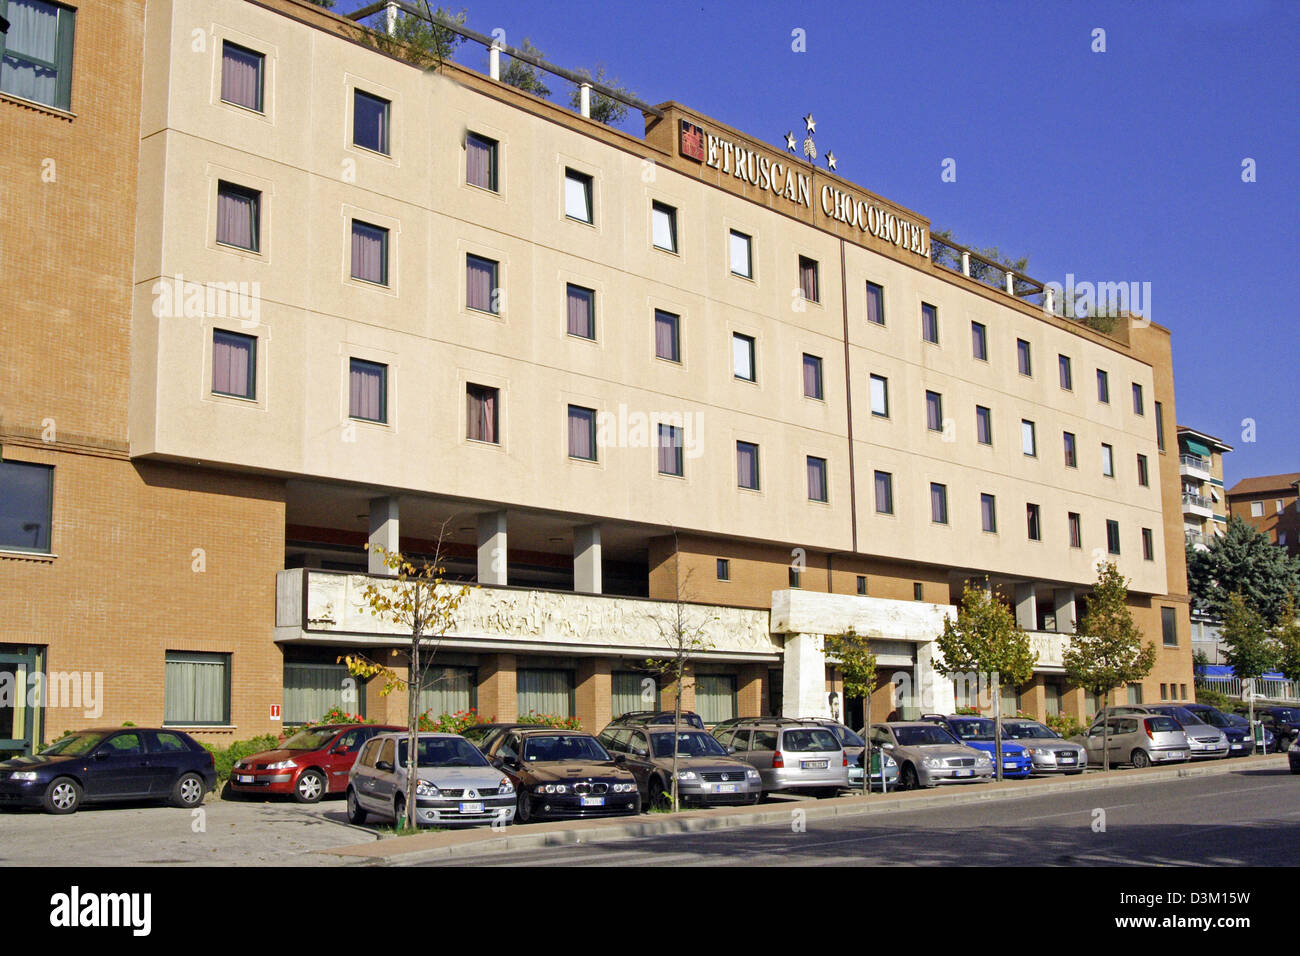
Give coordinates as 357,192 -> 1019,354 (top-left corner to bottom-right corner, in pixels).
409,766 -> 1300,866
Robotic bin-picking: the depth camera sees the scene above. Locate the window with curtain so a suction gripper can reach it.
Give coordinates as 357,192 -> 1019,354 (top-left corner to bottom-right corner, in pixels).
1096,369 -> 1110,403
870,374 -> 888,417
1044,683 -> 1061,717
874,471 -> 893,514
1102,443 -> 1115,477
732,333 -> 755,381
926,391 -> 943,431
0,460 -> 53,553
216,181 -> 260,252
517,669 -> 573,717
729,230 -> 752,278
1161,607 -> 1178,646
1106,519 -> 1121,554
1137,454 -> 1149,487
350,220 -> 388,285
1126,684 -> 1143,706
1021,420 -> 1036,457
1155,401 -> 1165,450
612,672 -> 655,717
284,661 -> 361,725
971,322 -> 987,360
981,493 -> 997,533
466,383 -> 499,443
466,132 -> 497,190
1027,503 -> 1042,541
353,89 -> 390,154
416,666 -> 476,719
0,0 -> 76,111
1069,512 -> 1082,548
348,359 -> 386,422
1017,339 -> 1032,376
1142,528 -> 1154,560
1132,382 -> 1145,415
1059,354 -> 1073,390
1000,681 -> 1019,718
798,256 -> 819,302
802,354 -> 823,399
736,441 -> 759,490
164,652 -> 229,725
212,330 -> 255,399
976,405 -> 992,445
564,168 -> 593,222
654,309 -> 679,362
566,284 -> 595,339
695,675 -> 736,725
220,41 -> 263,111
1063,432 -> 1077,468
716,559 -> 730,581
921,302 -> 939,343
651,201 -> 677,252
808,457 -> 828,502
466,254 -> 498,313
568,405 -> 596,461
866,281 -> 885,325
658,424 -> 683,477
930,483 -> 948,524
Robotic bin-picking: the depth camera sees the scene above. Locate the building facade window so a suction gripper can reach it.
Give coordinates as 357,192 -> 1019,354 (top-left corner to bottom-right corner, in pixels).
1132,382 -> 1145,415
353,89 -> 390,154
798,256 -> 820,302
802,353 -> 823,400
349,358 -> 387,423
1063,431 -> 1077,468
1017,339 -> 1032,376
732,333 -> 756,382
981,493 -> 997,533
466,383 -> 499,444
874,471 -> 893,514
0,460 -> 53,553
913,582 -> 925,601
729,229 -> 752,278
216,181 -> 260,252
1059,354 -> 1073,390
567,405 -> 596,461
695,675 -> 737,725
1107,519 -> 1121,554
870,374 -> 889,417
1155,401 -> 1165,450
866,281 -> 885,325
564,168 -> 593,223
284,660 -> 367,725
716,558 -> 730,581
416,666 -> 476,718
971,322 -> 988,361
350,220 -> 388,285
164,651 -> 230,725
1068,512 -> 1082,549
1097,369 -> 1110,404
657,424 -> 684,476
1021,420 -> 1037,457
857,575 -> 868,595
931,483 -> 948,524
807,456 -> 828,502
1142,527 -> 1154,560
220,40 -> 264,112
921,302 -> 939,343
1027,503 -> 1042,541
1102,443 -> 1115,477
1251,500 -> 1263,517
736,441 -> 760,490
465,254 -> 498,313
976,405 -> 992,445
0,0 -> 76,110
566,283 -> 595,339
466,132 -> 498,190
212,329 -> 256,400
654,309 -> 680,362
1137,453 -> 1149,487
925,391 -> 943,432
517,669 -> 575,717
1161,607 -> 1178,647
651,201 -> 677,252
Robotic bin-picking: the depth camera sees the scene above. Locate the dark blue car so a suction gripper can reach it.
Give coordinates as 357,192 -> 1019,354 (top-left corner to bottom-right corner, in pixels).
920,714 -> 1033,778
0,728 -> 217,814
1182,704 -> 1254,756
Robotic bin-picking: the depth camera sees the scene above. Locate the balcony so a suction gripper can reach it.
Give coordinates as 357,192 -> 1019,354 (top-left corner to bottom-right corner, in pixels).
1182,493 -> 1214,519
1179,454 -> 1212,481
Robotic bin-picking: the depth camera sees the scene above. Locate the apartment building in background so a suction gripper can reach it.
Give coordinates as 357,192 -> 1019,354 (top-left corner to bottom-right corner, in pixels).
0,0 -> 1197,752
1227,472 -> 1300,558
1176,426 -> 1232,663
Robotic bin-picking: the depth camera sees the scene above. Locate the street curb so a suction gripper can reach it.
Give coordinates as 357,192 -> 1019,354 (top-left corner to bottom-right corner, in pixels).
313,753 -> 1291,865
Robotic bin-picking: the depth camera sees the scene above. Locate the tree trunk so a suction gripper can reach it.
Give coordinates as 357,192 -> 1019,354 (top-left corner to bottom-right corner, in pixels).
1101,686 -> 1111,773
406,625 -> 422,831
671,661 -> 681,812
993,677 -> 1003,782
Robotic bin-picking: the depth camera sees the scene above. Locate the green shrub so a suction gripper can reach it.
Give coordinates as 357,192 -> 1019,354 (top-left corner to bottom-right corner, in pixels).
418,707 -> 495,733
317,707 -> 371,725
204,733 -> 284,783
516,711 -> 583,730
1045,713 -> 1087,740
1194,685 -> 1239,712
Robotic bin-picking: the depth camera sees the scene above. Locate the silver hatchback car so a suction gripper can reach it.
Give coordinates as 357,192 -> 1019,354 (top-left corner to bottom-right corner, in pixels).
1083,716 -> 1189,768
868,722 -> 993,789
715,719 -> 849,796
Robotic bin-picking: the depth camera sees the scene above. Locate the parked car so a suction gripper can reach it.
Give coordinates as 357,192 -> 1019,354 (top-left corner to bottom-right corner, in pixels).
229,723 -> 403,802
1256,707 -> 1300,752
1083,715 -> 1189,768
347,732 -> 516,827
798,717 -> 899,790
0,728 -> 216,814
1289,737 -> 1300,774
1182,704 -> 1255,755
998,718 -> 1086,774
714,718 -> 849,796
1145,705 -> 1229,759
484,728 -> 640,822
1221,712 -> 1275,752
866,722 -> 993,789
461,722 -> 558,755
597,721 -> 761,808
612,710 -> 707,730
919,714 -> 1033,778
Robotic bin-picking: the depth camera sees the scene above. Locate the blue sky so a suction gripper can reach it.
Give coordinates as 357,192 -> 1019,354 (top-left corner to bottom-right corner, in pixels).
334,0 -> 1298,485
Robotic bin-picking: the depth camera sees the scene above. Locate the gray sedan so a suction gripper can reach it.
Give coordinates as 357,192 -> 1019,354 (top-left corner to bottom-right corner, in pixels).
1000,718 -> 1086,774
868,722 -> 993,789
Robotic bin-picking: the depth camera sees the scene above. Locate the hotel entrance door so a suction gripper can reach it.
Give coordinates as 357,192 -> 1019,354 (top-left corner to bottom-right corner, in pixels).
0,647 -> 44,757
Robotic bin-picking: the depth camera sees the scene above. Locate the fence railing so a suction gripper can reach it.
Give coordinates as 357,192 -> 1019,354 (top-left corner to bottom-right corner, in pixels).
1196,675 -> 1300,703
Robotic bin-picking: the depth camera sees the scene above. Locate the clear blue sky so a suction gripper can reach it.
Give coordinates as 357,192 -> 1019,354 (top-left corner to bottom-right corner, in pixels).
333,0 -> 1298,485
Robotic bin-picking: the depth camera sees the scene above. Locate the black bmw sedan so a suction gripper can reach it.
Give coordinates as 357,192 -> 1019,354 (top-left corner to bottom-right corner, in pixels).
485,728 -> 640,823
0,728 -> 217,814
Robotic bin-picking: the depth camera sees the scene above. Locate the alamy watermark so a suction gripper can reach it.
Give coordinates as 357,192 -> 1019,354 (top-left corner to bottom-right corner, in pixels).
151,273 -> 260,328
0,670 -> 104,719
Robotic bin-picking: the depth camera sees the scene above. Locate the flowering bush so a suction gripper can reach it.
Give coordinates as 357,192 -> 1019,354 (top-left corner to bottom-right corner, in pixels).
418,708 -> 495,733
1044,713 -> 1087,740
516,711 -> 583,730
955,705 -> 980,716
318,707 -> 370,725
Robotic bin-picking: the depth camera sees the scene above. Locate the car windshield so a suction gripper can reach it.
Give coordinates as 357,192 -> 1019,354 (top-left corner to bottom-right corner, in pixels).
1188,708 -> 1231,729
39,732 -> 108,756
891,725 -> 960,747
1223,713 -> 1247,726
279,727 -> 340,750
948,718 -> 996,741
783,729 -> 841,752
825,724 -> 865,747
651,732 -> 729,758
1145,716 -> 1180,733
521,734 -> 610,763
1002,720 -> 1057,739
398,737 -> 489,768
1155,707 -> 1204,726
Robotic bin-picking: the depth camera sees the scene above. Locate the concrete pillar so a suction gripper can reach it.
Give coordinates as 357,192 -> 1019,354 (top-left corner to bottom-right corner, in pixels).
915,640 -> 956,717
960,251 -> 971,277
1053,588 -> 1076,634
1061,684 -> 1088,722
1020,677 -> 1047,722
384,1 -> 398,36
782,633 -> 831,718
367,649 -> 409,724
574,658 -> 611,733
579,82 -> 592,118
477,511 -> 507,586
1014,582 -> 1038,632
476,653 -> 516,722
368,497 -> 400,575
489,40 -> 502,81
1044,287 -> 1056,313
573,524 -> 602,594
1005,270 -> 1015,295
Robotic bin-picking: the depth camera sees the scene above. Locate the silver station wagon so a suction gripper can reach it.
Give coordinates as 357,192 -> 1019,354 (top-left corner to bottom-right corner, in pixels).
347,732 -> 516,827
1083,716 -> 1189,769
714,718 -> 849,796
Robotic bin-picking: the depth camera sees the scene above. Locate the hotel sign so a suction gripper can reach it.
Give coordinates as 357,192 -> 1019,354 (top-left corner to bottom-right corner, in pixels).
681,124 -> 930,259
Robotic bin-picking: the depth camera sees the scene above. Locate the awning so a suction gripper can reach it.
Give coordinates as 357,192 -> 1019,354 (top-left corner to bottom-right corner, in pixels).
1185,439 -> 1212,457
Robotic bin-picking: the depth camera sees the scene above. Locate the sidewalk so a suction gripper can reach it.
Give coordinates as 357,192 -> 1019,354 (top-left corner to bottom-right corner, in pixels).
313,752 -> 1291,865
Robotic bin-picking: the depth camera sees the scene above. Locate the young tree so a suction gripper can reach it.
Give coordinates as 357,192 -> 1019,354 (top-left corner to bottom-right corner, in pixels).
933,582 -> 1038,781
1063,562 -> 1157,772
1187,516 -> 1300,627
352,4 -> 466,70
1274,597 -> 1300,686
341,528 -> 471,830
1219,591 -> 1278,729
568,66 -> 635,126
824,628 -> 877,793
501,38 -> 552,99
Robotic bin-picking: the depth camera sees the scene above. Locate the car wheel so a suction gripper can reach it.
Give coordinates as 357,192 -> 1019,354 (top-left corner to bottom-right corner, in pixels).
346,787 -> 367,824
1131,749 -> 1151,769
220,780 -> 243,801
171,772 -> 206,808
43,777 -> 81,815
293,769 -> 326,804
649,779 -> 671,812
516,791 -> 532,824
900,764 -> 920,791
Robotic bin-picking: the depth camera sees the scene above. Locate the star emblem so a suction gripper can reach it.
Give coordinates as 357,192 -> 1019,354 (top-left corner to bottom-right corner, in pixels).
784,130 -> 797,152
803,113 -> 816,134
825,150 -> 837,171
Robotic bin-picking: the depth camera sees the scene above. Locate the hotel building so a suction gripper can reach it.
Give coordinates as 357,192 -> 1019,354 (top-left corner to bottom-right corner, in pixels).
0,0 -> 1196,752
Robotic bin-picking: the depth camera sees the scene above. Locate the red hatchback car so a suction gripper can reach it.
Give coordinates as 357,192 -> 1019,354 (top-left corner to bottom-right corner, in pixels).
228,724 -> 403,803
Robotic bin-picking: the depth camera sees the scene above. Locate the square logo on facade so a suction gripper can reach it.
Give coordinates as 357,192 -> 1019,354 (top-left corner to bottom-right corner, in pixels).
679,120 -> 705,161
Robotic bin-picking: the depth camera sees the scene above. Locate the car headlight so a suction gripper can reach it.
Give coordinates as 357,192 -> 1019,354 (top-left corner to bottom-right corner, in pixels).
746,768 -> 761,779
497,777 -> 514,794
415,780 -> 439,798
676,770 -> 697,781
10,771 -> 38,782
975,753 -> 992,766
884,755 -> 897,768
922,757 -> 941,769
265,760 -> 297,770
538,784 -> 569,794
234,760 -> 248,771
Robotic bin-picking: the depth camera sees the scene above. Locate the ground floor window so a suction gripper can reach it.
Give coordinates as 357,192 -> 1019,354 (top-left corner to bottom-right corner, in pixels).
1126,684 -> 1143,705
283,660 -> 363,725
164,651 -> 230,725
517,668 -> 574,718
695,674 -> 737,725
1000,681 -> 1019,717
1044,681 -> 1062,717
1084,689 -> 1101,719
416,665 -> 476,719
612,670 -> 657,717
768,669 -> 783,717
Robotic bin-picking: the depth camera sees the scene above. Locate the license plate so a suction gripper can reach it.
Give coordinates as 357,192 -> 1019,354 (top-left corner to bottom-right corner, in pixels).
236,775 -> 254,784
1060,757 -> 1075,763
458,802 -> 483,814
716,784 -> 737,793
1003,761 -> 1018,768
1230,744 -> 1242,749
580,796 -> 604,807
801,760 -> 828,770
955,769 -> 973,777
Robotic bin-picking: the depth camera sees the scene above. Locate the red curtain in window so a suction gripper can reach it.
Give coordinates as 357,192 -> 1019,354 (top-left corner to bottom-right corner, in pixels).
800,261 -> 817,301
468,387 -> 497,442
